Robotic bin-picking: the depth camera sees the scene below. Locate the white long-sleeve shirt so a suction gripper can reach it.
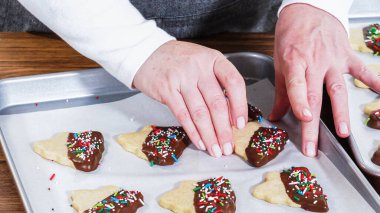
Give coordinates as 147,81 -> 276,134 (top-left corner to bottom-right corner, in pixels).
18,0 -> 353,89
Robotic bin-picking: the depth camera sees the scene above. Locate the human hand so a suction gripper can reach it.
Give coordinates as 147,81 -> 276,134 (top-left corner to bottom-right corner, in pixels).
269,4 -> 380,157
133,40 -> 248,157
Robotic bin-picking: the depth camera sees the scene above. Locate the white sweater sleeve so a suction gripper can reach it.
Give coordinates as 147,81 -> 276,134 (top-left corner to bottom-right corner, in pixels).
278,0 -> 353,34
17,0 -> 175,88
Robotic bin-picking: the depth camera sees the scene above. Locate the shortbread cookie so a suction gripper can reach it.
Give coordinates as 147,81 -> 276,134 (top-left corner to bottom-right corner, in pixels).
71,185 -> 144,213
232,122 -> 261,161
364,98 -> 380,115
233,122 -> 289,167
354,65 -> 380,89
117,126 -> 189,166
248,104 -> 263,122
350,24 -> 380,55
159,176 -> 236,213
372,143 -> 380,166
253,167 -> 329,212
33,131 -> 104,172
366,109 -> 380,130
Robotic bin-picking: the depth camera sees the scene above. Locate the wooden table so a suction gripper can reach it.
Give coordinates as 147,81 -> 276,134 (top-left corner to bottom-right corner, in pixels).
0,32 -> 276,212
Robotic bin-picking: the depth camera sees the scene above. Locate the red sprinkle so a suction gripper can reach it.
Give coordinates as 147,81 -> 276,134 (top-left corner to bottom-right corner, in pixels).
49,173 -> 56,181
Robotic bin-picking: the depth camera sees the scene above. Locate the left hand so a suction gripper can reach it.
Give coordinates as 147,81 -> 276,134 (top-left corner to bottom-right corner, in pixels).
269,4 -> 380,157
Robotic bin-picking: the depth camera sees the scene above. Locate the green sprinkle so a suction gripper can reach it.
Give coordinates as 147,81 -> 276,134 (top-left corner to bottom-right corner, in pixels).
294,196 -> 300,201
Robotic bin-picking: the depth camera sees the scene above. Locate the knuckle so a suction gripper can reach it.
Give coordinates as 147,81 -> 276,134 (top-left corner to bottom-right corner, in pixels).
191,106 -> 209,122
210,96 -> 228,112
329,82 -> 346,96
307,92 -> 322,106
175,109 -> 191,124
286,77 -> 305,90
227,73 -> 245,87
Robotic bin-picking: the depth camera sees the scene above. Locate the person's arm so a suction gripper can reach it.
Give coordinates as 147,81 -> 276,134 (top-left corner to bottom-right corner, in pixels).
17,0 -> 174,88
19,0 -> 248,157
270,1 -> 380,157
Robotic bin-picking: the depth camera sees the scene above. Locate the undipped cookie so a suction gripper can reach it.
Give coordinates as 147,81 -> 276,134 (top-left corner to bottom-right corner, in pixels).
117,126 -> 189,166
33,131 -> 104,172
159,176 -> 236,213
354,65 -> 380,89
71,185 -> 144,213
253,167 -> 329,212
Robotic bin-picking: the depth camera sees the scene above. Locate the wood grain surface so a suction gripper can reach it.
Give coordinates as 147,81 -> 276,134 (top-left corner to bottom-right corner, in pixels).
0,32 -> 274,213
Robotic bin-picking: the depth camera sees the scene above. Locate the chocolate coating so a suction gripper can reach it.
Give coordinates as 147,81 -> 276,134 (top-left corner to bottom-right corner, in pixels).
193,177 -> 236,213
245,127 -> 288,167
84,190 -> 144,213
371,146 -> 380,166
367,109 -> 380,130
66,131 -> 104,172
363,24 -> 380,55
142,126 -> 189,166
248,104 -> 263,122
281,167 -> 329,212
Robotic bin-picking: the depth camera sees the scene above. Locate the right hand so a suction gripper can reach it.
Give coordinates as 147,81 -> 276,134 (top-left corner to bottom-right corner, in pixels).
133,40 -> 248,157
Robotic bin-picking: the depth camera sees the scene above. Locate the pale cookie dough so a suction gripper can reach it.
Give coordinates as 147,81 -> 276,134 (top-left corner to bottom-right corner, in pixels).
354,65 -> 380,89
364,98 -> 380,115
71,185 -> 120,213
117,125 -> 153,161
349,28 -> 373,53
159,180 -> 197,213
33,132 -> 74,168
232,121 -> 261,160
252,172 -> 300,208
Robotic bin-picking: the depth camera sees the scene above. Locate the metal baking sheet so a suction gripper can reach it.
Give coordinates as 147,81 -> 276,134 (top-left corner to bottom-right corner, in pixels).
0,53 -> 378,212
346,19 -> 380,178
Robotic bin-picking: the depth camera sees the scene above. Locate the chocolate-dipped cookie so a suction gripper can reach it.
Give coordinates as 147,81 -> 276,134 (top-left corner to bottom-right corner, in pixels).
366,109 -> 380,130
71,186 -> 144,213
117,125 -> 189,166
245,127 -> 288,167
280,167 -> 329,212
372,144 -> 380,166
159,176 -> 236,213
33,131 -> 104,172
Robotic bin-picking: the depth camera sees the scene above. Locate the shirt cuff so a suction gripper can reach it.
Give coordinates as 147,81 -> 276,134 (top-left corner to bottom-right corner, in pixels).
105,28 -> 175,89
278,0 -> 353,35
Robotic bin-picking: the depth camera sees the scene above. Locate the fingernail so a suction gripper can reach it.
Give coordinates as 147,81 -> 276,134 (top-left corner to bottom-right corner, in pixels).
303,108 -> 312,118
223,143 -> 233,155
306,142 -> 316,157
198,140 -> 206,150
237,116 -> 245,129
212,144 -> 222,158
339,122 -> 349,135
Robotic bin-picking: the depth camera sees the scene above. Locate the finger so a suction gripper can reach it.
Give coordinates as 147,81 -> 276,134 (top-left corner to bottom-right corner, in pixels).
283,64 -> 313,122
325,70 -> 350,138
269,69 -> 291,121
214,56 -> 248,129
302,72 -> 324,157
349,56 -> 380,93
198,76 -> 234,155
181,87 -> 222,157
165,90 -> 206,151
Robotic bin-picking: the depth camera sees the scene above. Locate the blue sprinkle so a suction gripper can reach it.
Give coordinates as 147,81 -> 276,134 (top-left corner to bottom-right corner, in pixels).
74,133 -> 78,138
111,197 -> 119,203
259,116 -> 263,123
172,154 -> 178,162
204,183 -> 212,188
168,135 -> 176,139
